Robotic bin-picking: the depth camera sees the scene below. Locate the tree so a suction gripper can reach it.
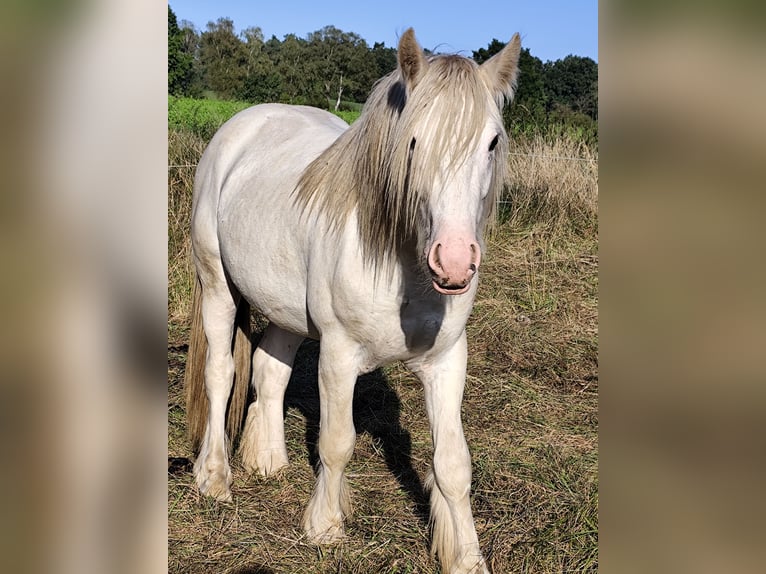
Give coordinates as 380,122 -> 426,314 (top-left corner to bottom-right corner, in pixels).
199,18 -> 249,99
168,5 -> 194,95
371,41 -> 397,80
544,55 -> 598,119
472,38 -> 507,65
307,26 -> 376,108
177,20 -> 204,97
474,41 -> 547,132
274,33 -> 320,105
474,39 -> 598,141
240,27 -> 281,102
170,9 -> 597,141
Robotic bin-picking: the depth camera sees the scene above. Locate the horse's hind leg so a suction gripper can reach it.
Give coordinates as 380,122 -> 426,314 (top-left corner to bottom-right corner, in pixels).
193,275 -> 239,502
240,323 -> 304,476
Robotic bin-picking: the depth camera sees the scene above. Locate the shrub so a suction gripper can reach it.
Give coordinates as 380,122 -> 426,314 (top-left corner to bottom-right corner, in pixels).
168,96 -> 253,140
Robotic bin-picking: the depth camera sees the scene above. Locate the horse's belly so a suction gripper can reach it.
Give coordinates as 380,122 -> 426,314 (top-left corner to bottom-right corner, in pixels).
219,196 -> 315,338
224,248 -> 315,338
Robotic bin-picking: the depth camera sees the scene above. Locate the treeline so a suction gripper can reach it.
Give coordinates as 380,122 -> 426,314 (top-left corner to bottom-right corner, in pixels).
169,6 -> 597,143
474,41 -> 598,143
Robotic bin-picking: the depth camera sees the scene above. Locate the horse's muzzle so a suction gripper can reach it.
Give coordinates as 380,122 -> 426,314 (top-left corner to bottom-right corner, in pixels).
427,238 -> 481,295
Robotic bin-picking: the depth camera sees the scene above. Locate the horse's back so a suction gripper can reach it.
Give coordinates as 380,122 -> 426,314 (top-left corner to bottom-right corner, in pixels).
195,104 -> 347,208
192,104 -> 349,336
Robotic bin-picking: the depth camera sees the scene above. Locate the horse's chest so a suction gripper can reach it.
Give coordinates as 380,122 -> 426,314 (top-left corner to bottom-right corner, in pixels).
346,296 -> 471,370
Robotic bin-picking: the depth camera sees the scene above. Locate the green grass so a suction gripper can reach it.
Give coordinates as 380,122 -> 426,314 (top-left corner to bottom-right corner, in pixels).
333,109 -> 361,124
168,96 -> 254,140
169,96 -> 362,139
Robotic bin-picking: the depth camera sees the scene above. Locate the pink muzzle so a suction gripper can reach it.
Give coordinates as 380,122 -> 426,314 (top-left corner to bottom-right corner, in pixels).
426,234 -> 481,295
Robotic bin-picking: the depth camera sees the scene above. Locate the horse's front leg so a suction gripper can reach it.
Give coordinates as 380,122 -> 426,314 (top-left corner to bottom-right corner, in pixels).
408,331 -> 488,574
302,336 -> 359,542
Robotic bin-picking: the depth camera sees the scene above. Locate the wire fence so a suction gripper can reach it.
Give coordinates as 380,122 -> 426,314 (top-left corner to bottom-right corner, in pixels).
170,154 -> 598,223
170,151 -> 598,211
507,152 -> 597,163
169,152 -> 597,170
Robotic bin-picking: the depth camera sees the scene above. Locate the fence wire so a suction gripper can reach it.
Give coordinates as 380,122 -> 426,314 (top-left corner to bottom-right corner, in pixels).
169,152 -> 597,170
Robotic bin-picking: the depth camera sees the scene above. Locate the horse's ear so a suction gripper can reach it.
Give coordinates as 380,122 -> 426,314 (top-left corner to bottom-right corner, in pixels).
398,28 -> 428,90
480,33 -> 522,106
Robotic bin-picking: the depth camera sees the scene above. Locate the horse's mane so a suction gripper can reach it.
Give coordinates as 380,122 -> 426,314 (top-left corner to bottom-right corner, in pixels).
294,53 -> 508,266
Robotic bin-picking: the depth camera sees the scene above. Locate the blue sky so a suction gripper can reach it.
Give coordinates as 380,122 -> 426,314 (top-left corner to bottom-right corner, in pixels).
169,1 -> 598,63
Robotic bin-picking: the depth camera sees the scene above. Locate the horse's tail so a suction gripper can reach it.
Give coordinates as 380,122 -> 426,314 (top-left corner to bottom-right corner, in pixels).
185,274 -> 252,452
229,295 -> 253,444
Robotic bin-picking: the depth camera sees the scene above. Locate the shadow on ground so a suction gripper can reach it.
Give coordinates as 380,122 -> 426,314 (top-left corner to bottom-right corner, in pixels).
279,338 -> 430,524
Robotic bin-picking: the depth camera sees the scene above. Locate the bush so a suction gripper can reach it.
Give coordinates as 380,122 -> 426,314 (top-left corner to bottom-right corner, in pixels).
169,96 -> 363,139
168,96 -> 254,140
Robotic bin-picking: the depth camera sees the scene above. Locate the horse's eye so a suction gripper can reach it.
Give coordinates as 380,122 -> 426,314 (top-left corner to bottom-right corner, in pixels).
488,134 -> 499,152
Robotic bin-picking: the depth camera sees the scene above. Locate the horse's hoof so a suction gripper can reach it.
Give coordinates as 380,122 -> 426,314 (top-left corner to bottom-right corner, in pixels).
197,476 -> 233,501
242,447 -> 289,478
306,522 -> 345,544
194,462 -> 233,501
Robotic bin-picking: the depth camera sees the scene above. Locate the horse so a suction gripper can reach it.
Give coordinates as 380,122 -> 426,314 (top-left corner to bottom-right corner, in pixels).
184,28 -> 521,574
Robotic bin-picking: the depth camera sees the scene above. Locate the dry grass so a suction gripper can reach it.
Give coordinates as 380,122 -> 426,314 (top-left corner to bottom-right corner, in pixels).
168,129 -> 598,573
502,136 -> 598,236
168,129 -> 206,324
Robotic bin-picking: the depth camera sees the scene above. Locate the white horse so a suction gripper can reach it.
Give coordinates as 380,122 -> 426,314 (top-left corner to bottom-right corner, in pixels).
185,28 -> 521,574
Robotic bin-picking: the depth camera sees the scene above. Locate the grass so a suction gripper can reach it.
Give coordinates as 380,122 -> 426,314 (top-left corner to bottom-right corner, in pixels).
501,137 -> 598,236
332,109 -> 361,124
168,128 -> 206,325
169,96 -> 255,140
168,121 -> 598,573
169,96 -> 362,141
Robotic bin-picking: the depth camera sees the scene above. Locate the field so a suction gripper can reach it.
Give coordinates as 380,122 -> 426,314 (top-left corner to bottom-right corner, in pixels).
168,96 -> 361,139
168,99 -> 598,573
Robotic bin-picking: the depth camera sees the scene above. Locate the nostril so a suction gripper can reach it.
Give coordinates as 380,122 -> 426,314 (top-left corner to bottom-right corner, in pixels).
432,243 -> 443,269
469,242 -> 481,268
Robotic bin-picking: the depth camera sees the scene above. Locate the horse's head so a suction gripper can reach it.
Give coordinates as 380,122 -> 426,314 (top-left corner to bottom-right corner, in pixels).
294,29 -> 521,292
396,29 -> 521,295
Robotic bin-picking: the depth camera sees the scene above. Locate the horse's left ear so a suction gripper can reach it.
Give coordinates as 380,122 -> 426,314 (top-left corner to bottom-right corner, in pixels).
480,33 -> 522,106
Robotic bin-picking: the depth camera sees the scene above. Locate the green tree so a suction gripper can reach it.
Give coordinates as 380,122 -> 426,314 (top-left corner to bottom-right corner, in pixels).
274,33 -> 319,105
307,26 -> 377,108
177,19 -> 204,97
199,18 -> 249,99
544,55 -> 598,119
474,41 -> 547,135
472,38 -> 506,65
240,26 -> 281,102
371,41 -> 397,80
474,39 -> 597,142
168,5 -> 194,95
